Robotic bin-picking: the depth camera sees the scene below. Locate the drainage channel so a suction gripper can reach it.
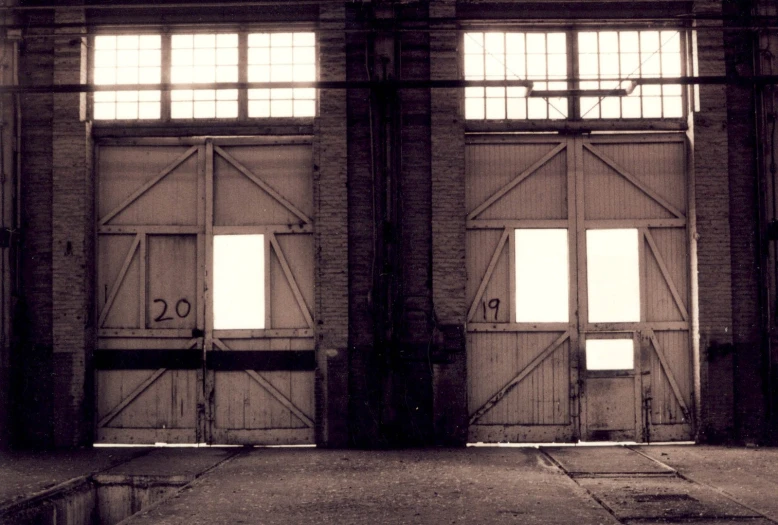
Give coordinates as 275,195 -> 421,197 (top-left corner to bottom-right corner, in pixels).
540,446 -> 777,525
0,448 -> 240,525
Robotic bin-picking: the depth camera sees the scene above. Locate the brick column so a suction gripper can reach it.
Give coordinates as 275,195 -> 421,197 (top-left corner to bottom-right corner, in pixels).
50,7 -> 93,447
315,3 -> 349,447
430,0 -> 468,446
693,0 -> 736,442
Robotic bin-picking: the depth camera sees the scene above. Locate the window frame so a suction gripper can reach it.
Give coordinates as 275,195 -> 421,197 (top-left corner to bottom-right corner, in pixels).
88,28 -> 319,124
461,26 -> 692,132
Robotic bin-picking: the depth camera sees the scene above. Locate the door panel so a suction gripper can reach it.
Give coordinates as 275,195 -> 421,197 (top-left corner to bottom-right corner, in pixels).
465,134 -> 692,443
95,138 -> 315,445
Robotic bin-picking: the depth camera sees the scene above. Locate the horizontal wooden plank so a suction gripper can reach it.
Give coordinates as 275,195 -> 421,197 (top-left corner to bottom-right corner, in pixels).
583,219 -> 686,228
467,219 -> 569,230
99,225 -> 201,235
584,321 -> 689,332
95,350 -> 202,370
467,323 -> 571,332
95,428 -> 197,445
212,225 -> 313,234
213,328 -> 313,339
99,329 -> 196,338
208,428 -> 314,446
97,136 -> 313,147
465,119 -> 687,134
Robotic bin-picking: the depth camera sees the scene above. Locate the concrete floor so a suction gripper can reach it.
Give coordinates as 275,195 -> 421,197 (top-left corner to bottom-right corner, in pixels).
2,445 -> 778,524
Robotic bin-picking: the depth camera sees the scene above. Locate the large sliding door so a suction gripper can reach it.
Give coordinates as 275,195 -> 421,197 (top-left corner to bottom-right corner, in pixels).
466,134 -> 693,443
95,137 -> 315,445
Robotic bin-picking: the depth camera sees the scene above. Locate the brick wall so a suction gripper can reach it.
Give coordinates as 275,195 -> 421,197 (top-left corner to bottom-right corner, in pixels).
315,3 -> 350,447
430,0 -> 468,446
693,0 -> 737,442
15,13 -> 55,448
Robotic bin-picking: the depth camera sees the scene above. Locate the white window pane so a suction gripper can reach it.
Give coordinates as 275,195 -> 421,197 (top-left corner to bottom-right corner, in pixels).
599,32 -> 618,53
171,101 -> 193,119
465,94 -> 485,120
93,102 -> 115,120
249,100 -> 271,117
548,98 -> 568,119
660,31 -> 681,52
484,32 -> 504,54
507,97 -> 527,119
216,65 -> 238,83
194,33 -> 216,48
294,32 -> 315,46
117,49 -> 139,67
293,64 -> 315,82
579,54 -> 599,78
620,32 -> 639,53
117,35 -> 139,50
640,31 -> 660,53
271,33 -> 294,47
293,46 -> 316,65
248,65 -> 270,82
138,67 -> 160,83
272,99 -> 294,117
193,65 -> 216,83
526,53 -> 546,78
547,54 -> 567,78
294,99 -> 316,117
172,34 -> 193,49
505,33 -> 525,55
586,339 -> 634,370
213,235 -> 265,330
464,33 -> 484,55
116,102 -> 138,119
95,35 -> 116,50
662,52 -> 682,77
116,68 -> 139,84
116,91 -> 138,103
249,48 -> 270,65
271,64 -> 294,82
93,68 -> 116,85
527,98 -> 547,119
578,32 -> 598,53
620,53 -> 640,79
294,87 -> 316,100
526,33 -> 545,54
139,35 -> 160,49
195,48 -> 216,66
464,54 -> 485,79
586,229 -> 640,323
216,100 -> 238,118
217,89 -> 238,101
271,87 -> 294,100
94,50 -> 115,68
138,102 -> 160,119
485,97 -> 505,119
217,33 -> 238,48
484,54 -> 505,80
622,96 -> 642,118
663,96 -> 683,118
249,88 -> 270,100
600,96 -> 621,118
547,33 -> 566,54
642,53 -> 661,77
217,48 -> 238,66
643,96 -> 663,118
515,229 -> 568,323
139,49 -> 161,67
249,33 -> 270,47
580,96 -> 600,119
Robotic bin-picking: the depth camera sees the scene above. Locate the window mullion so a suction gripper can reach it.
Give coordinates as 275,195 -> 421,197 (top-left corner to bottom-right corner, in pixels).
568,29 -> 579,120
161,33 -> 171,122
238,32 -> 248,121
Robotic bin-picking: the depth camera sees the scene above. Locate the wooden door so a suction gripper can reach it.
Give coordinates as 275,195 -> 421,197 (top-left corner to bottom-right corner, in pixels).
465,134 -> 693,443
95,137 -> 315,445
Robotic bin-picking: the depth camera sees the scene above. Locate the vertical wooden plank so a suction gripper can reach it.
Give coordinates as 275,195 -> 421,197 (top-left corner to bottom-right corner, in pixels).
204,139 -> 215,443
639,228 -> 648,323
196,144 -> 206,443
139,234 -> 146,329
508,227 -> 516,324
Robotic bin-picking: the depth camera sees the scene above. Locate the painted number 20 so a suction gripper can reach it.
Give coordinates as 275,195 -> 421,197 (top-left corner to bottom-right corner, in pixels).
153,298 -> 191,322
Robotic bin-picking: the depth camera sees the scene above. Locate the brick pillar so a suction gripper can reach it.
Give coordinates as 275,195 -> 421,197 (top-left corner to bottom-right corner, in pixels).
315,3 -> 349,447
430,0 -> 468,446
16,13 -> 55,448
50,8 -> 93,447
693,0 -> 736,442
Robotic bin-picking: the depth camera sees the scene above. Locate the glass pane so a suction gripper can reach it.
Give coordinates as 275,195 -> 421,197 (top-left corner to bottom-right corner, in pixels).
213,235 -> 265,330
586,339 -> 634,370
515,229 -> 569,323
586,229 -> 640,322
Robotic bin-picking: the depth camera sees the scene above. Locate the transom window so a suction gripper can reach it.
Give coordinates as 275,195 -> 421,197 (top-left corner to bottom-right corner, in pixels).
463,29 -> 685,121
92,31 -> 317,121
